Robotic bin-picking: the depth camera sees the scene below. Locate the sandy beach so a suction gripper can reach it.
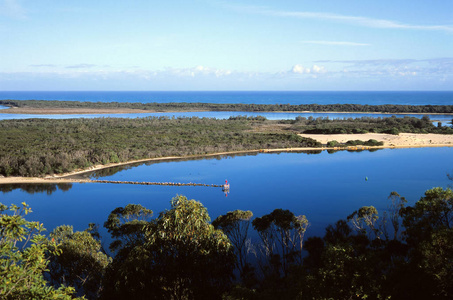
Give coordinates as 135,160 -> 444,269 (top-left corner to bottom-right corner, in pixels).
299,132 -> 453,147
0,133 -> 451,185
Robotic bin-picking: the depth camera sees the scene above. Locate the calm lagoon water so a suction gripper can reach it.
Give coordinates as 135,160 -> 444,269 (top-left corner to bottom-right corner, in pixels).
1,148 -> 452,240
0,110 -> 452,123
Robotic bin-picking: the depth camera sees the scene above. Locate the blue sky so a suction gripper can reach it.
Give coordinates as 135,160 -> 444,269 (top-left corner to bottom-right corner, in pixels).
0,0 -> 452,91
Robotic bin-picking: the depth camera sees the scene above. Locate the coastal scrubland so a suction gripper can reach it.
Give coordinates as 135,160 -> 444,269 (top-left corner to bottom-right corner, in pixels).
0,116 -> 319,177
0,115 -> 452,177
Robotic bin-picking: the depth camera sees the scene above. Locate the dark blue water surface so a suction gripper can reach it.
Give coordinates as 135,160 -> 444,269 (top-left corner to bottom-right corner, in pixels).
1,148 -> 452,241
1,91 -> 452,105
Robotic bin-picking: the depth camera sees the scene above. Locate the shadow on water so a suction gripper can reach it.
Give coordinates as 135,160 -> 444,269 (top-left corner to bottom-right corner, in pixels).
68,152 -> 262,179
68,150 -> 335,179
0,183 -> 73,195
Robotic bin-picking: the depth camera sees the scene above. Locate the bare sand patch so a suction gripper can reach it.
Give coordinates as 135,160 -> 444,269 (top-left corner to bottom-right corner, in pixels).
299,133 -> 453,147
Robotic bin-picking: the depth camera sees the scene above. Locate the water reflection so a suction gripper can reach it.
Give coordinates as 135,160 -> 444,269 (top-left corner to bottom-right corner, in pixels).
0,183 -> 73,195
70,152 -> 262,179
71,149 -> 383,179
0,149 -> 385,195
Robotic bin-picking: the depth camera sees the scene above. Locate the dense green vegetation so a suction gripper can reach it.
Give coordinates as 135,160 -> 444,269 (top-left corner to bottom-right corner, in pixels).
1,187 -> 452,299
285,115 -> 453,135
0,117 -> 320,177
2,99 -> 453,114
327,139 -> 384,147
0,203 -> 84,299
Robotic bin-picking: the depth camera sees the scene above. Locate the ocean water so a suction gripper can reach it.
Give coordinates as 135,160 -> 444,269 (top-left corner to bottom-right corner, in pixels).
1,91 -> 452,105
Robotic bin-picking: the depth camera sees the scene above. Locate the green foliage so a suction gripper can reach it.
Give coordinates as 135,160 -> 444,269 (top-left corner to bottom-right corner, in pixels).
323,139 -> 386,148
326,140 -> 339,147
47,225 -> 111,299
213,210 -> 254,278
102,195 -> 235,300
347,206 -> 380,237
0,117 -> 320,177
252,209 -> 309,277
296,115 -> 453,135
344,139 -> 384,146
402,187 -> 453,243
296,188 -> 453,300
0,202 -> 83,299
104,204 -> 153,253
386,191 -> 407,240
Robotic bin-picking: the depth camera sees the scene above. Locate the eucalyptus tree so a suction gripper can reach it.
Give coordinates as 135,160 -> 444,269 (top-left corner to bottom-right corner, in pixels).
103,203 -> 153,255
102,196 -> 235,300
347,206 -> 380,239
143,195 -> 235,300
399,187 -> 453,299
47,225 -> 111,299
0,202 -> 82,299
252,209 -> 309,277
101,204 -> 154,299
386,191 -> 407,240
212,210 -> 253,276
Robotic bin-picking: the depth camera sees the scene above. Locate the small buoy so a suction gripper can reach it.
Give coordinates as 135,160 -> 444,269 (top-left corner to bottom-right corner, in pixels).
365,177 -> 368,181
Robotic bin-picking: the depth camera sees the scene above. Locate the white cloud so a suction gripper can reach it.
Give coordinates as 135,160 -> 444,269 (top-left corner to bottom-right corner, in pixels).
291,65 -> 310,74
224,3 -> 453,33
291,64 -> 326,75
2,59 -> 451,91
162,66 -> 234,78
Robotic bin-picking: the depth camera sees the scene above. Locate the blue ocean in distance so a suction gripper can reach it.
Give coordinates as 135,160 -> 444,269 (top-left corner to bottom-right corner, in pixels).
0,91 -> 452,105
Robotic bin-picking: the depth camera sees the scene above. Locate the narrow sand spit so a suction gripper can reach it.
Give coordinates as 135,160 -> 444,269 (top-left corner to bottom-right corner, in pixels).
0,134 -> 451,185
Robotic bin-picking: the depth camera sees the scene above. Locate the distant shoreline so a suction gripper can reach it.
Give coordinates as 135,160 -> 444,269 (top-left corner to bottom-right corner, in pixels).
1,100 -> 453,115
1,106 -> 453,116
1,134 -> 452,185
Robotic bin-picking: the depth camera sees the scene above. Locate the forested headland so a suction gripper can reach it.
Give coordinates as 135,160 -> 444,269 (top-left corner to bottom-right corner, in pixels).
0,115 -> 452,177
1,186 -> 452,299
1,99 -> 453,114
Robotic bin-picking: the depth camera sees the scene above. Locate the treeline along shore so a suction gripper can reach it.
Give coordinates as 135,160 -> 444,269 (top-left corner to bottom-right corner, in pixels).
0,114 -> 452,178
1,99 -> 453,114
